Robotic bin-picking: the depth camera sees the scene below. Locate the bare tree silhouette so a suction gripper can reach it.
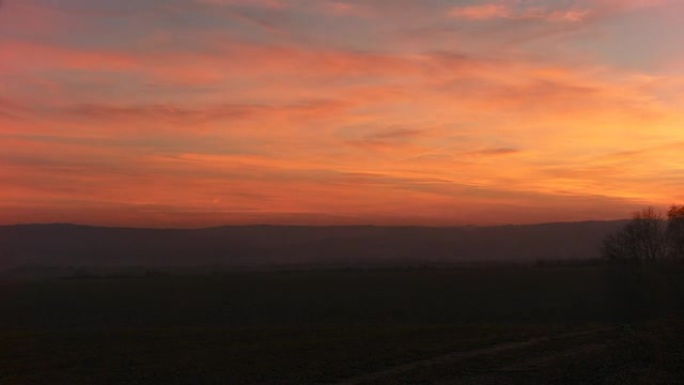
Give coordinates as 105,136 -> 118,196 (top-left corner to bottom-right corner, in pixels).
667,205 -> 684,260
602,207 -> 678,324
602,207 -> 667,264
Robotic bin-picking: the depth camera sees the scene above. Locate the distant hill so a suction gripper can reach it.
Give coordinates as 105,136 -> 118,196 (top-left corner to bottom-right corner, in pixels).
0,222 -> 627,272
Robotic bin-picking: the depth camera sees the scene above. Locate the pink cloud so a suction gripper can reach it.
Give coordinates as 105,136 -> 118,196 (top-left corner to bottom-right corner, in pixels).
448,3 -> 589,23
448,4 -> 511,20
0,41 -> 136,72
196,0 -> 287,9
318,1 -> 371,17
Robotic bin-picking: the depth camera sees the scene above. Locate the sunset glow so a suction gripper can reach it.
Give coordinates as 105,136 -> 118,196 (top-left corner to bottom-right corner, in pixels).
1,0 -> 684,227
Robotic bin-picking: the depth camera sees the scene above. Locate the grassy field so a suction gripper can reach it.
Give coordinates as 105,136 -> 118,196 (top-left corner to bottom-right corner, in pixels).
1,266 -> 683,384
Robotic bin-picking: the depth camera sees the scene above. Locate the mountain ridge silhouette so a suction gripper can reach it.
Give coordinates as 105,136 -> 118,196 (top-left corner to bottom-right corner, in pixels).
0,221 -> 628,270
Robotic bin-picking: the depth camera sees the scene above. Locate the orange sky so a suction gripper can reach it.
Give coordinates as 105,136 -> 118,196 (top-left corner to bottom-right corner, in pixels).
1,0 -> 684,227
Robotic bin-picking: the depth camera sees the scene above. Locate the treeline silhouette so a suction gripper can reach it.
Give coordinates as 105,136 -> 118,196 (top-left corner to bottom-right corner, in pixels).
602,205 -> 684,263
602,206 -> 684,324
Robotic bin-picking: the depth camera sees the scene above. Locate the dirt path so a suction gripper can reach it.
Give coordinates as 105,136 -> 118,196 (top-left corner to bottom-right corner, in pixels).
331,328 -> 609,385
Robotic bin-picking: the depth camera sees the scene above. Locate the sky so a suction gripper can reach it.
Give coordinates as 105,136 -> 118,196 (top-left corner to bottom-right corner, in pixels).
1,0 -> 684,227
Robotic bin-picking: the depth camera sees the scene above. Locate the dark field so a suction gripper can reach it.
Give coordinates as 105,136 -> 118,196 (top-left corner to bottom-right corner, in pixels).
1,266 -> 683,384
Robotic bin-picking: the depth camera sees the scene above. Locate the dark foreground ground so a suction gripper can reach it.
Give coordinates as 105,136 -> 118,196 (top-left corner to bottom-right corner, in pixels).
1,265 -> 683,384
